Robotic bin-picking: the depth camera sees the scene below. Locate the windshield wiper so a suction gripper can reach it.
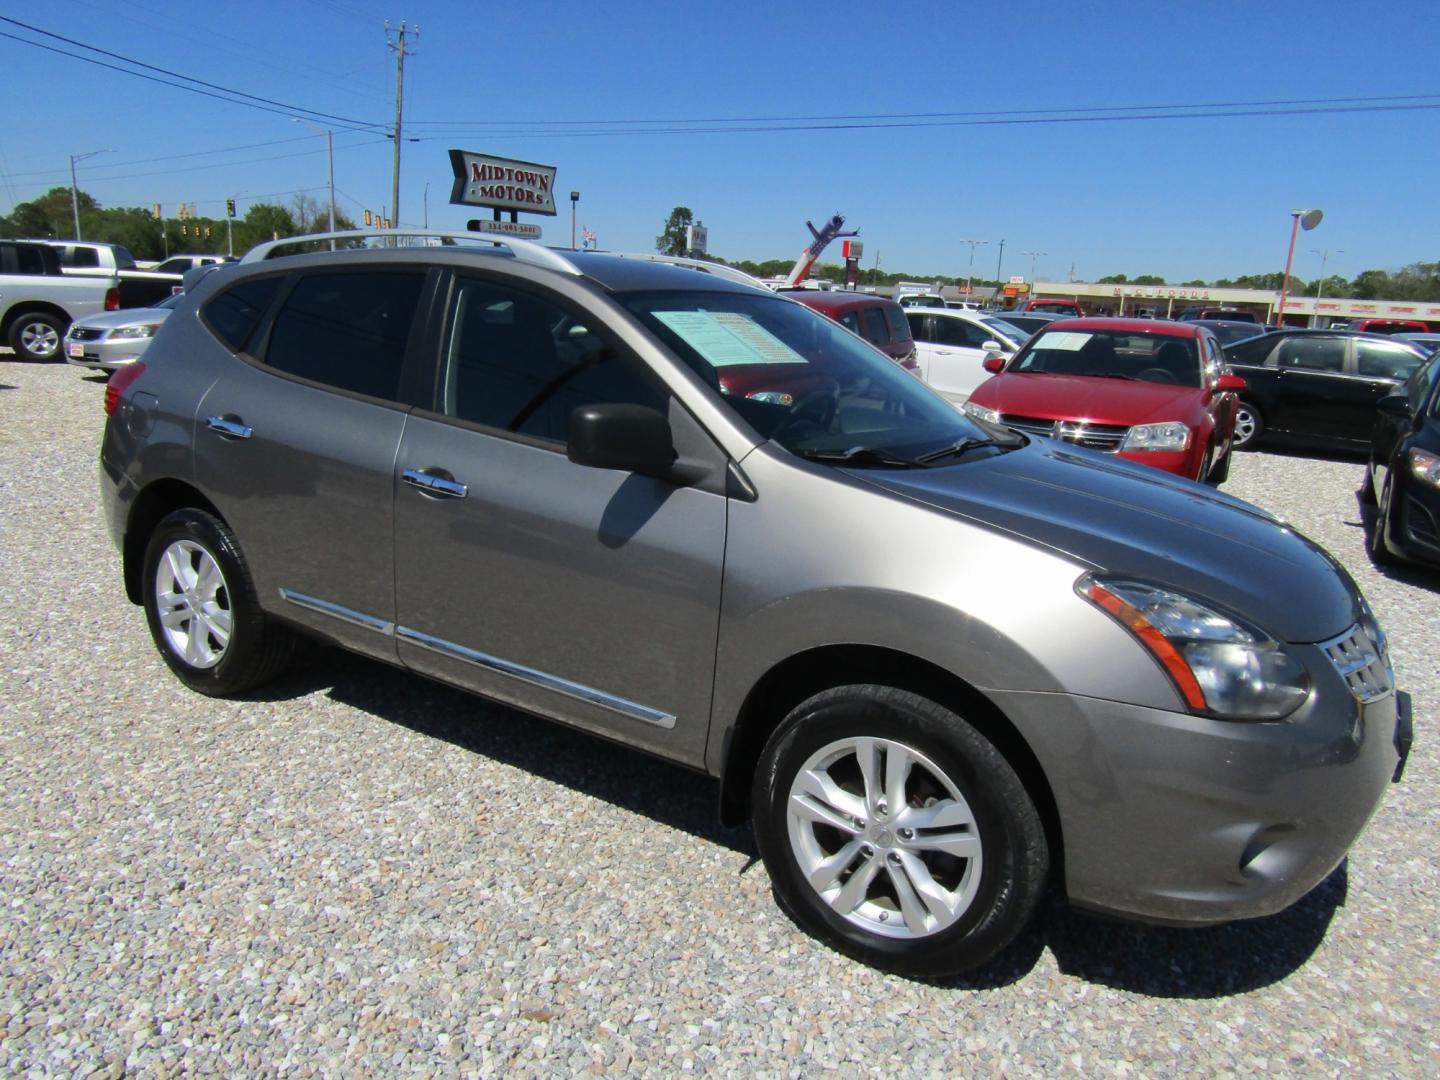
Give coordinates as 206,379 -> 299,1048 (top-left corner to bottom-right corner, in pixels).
794,445 -> 921,469
914,437 -> 1004,464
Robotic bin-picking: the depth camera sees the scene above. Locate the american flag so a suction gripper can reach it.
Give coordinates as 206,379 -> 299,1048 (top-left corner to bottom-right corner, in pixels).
582,227 -> 597,249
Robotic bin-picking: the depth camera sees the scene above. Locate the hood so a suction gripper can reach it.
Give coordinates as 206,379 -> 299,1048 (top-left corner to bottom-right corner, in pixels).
969,373 -> 1203,425
69,309 -> 172,332
848,440 -> 1358,643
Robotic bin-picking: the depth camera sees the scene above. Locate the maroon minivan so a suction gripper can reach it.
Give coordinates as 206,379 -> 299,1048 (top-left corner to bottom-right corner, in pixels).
782,290 -> 918,370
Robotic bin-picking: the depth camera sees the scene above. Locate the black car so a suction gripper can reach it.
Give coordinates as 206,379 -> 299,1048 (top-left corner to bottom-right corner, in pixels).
1361,351 -> 1440,569
1223,329 -> 1429,450
1190,319 -> 1272,347
989,311 -> 1064,336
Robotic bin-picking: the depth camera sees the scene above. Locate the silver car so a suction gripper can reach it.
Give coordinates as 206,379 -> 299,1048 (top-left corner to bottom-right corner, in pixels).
65,293 -> 180,370
99,231 -> 1412,977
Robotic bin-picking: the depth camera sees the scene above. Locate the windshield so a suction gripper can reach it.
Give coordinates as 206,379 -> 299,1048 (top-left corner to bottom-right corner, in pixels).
622,290 -> 1000,463
1011,328 -> 1202,386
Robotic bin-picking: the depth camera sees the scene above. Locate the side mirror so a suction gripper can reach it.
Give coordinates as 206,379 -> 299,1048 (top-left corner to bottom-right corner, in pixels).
1377,393 -> 1411,418
981,340 -> 1004,354
1216,373 -> 1247,392
982,355 -> 1006,374
567,403 -> 678,478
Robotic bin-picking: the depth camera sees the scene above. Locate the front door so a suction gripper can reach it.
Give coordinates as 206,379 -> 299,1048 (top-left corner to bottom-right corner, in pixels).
392,274 -> 727,764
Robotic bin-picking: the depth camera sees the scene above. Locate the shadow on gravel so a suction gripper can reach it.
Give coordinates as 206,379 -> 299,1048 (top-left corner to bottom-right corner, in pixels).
242,646 -> 757,857
244,647 -> 1349,998
0,383 -> 14,391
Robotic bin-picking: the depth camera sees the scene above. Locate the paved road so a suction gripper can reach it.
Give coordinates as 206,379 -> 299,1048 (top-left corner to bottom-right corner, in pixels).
1,358 -> 1435,1077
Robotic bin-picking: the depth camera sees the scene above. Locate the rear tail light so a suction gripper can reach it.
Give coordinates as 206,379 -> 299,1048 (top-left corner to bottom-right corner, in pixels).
104,287 -> 120,312
104,362 -> 146,416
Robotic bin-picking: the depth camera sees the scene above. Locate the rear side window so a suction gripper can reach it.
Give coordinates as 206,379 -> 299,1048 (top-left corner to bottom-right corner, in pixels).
263,271 -> 425,402
64,247 -> 100,269
204,276 -> 284,352
1355,341 -> 1425,381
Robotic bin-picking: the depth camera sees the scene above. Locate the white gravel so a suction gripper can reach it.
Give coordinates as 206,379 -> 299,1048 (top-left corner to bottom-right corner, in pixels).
1,358 -> 1435,1077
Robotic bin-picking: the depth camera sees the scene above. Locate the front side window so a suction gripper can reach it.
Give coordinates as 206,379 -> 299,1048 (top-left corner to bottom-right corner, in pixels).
1355,341 -> 1425,382
440,279 -> 666,443
859,307 -> 890,346
1224,333 -> 1277,366
623,289 -> 991,462
1275,337 -> 1345,373
263,271 -> 424,401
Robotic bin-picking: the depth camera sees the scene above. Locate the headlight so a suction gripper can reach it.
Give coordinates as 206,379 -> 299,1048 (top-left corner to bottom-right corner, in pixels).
963,401 -> 1001,424
109,324 -> 161,340
1410,448 -> 1440,489
1079,575 -> 1310,720
1119,421 -> 1190,452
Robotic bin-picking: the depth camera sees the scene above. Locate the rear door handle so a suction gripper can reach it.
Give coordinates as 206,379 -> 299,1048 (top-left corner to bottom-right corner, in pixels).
402,468 -> 468,499
205,415 -> 252,439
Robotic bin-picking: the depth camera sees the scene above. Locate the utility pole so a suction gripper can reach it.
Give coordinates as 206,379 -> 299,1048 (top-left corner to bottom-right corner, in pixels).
68,149 -> 109,240
959,239 -> 988,304
994,239 -> 1005,295
386,22 -> 417,244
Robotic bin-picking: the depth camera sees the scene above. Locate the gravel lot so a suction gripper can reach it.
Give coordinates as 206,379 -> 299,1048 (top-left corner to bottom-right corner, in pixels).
1,357 -> 1435,1077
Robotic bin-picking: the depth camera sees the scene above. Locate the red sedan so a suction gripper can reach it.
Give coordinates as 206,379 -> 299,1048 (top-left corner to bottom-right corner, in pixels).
963,318 -> 1244,484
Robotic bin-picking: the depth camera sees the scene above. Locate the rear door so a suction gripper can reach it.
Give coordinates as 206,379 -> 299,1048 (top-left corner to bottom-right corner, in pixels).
192,266 -> 433,661
391,271 -> 728,765
920,314 -> 993,400
1268,335 -> 1353,440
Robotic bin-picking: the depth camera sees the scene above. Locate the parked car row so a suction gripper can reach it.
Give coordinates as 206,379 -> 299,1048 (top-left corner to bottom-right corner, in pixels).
98,229 -> 1410,979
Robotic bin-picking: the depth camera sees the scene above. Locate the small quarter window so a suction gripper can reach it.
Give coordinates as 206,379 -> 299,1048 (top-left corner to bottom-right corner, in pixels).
203,276 -> 284,353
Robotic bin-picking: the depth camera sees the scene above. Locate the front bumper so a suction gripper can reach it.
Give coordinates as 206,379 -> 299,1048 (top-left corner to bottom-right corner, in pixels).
988,670 -> 1408,926
64,336 -> 151,370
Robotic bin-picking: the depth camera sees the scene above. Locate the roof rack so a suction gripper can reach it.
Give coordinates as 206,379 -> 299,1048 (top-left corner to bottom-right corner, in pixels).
238,228 -> 582,277
592,252 -> 769,290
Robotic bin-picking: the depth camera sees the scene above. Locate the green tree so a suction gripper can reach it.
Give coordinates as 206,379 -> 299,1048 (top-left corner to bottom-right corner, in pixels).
1132,274 -> 1166,285
1350,269 -> 1391,300
1098,273 -> 1128,284
655,206 -> 693,255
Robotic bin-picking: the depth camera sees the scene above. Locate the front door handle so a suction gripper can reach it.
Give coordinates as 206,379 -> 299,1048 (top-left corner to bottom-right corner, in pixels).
402,468 -> 468,499
205,415 -> 252,439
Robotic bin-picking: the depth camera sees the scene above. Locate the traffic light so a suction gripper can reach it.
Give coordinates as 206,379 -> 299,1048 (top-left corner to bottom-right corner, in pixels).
180,224 -> 187,237
364,209 -> 373,226
226,199 -> 236,218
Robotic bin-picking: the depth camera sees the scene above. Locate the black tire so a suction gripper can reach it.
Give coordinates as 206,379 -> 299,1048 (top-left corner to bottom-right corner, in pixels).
1231,401 -> 1264,450
752,685 -> 1048,978
7,312 -> 66,362
141,508 -> 294,695
1365,474 -> 1400,567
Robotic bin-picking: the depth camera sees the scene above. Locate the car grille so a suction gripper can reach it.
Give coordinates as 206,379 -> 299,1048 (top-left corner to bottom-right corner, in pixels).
1320,623 -> 1394,703
1000,414 -> 1129,452
68,327 -> 105,341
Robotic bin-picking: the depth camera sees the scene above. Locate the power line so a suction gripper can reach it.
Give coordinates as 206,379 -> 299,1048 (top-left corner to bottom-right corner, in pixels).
402,91 -> 1440,129
9,138 -> 390,188
400,100 -> 1440,141
0,16 -> 389,134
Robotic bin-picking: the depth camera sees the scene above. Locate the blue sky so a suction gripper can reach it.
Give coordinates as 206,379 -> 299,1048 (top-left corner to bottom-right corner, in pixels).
2,0 -> 1436,283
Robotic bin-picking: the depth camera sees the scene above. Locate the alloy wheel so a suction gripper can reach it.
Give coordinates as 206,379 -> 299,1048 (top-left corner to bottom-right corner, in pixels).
154,539 -> 232,669
21,321 -> 60,359
786,736 -> 982,940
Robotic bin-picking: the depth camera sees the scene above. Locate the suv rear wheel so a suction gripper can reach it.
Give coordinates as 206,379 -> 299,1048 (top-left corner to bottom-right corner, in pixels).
142,509 -> 294,695
8,311 -> 65,362
752,685 -> 1048,977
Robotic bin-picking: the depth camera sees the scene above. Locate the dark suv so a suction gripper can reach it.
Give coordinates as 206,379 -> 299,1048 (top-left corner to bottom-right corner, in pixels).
99,231 -> 1409,977
782,289 -> 917,369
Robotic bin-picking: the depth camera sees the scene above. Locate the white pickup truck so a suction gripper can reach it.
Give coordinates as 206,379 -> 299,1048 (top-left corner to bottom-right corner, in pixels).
1,241 -> 120,361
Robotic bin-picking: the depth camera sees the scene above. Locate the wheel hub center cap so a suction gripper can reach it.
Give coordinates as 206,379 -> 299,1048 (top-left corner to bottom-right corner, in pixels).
869,825 -> 894,848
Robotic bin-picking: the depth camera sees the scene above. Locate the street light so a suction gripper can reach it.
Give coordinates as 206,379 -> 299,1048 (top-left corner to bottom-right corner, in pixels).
1276,208 -> 1323,328
1311,248 -> 1343,324
958,238 -> 987,303
570,191 -> 580,251
68,149 -> 110,240
993,240 -> 1006,300
291,118 -> 336,250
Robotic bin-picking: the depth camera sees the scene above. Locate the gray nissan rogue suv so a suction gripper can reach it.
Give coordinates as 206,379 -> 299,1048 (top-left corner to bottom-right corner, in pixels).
99,231 -> 1411,977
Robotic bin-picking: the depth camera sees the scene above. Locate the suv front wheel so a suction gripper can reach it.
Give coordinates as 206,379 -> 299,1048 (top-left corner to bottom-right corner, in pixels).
752,685 -> 1048,977
141,509 -> 294,695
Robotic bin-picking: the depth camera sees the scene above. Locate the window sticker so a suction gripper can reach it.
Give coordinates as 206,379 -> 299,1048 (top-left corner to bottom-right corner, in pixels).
654,311 -> 806,367
1035,331 -> 1093,351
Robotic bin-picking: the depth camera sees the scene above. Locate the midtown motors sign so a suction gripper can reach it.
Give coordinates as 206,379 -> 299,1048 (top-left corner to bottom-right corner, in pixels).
449,150 -> 558,216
